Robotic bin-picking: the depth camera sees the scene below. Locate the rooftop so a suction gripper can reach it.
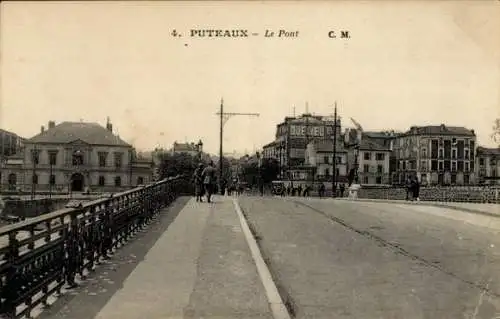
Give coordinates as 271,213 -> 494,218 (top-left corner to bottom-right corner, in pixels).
27,122 -> 131,146
404,124 -> 475,137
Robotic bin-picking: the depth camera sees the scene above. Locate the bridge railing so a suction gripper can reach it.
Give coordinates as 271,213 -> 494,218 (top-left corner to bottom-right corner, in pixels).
0,175 -> 183,319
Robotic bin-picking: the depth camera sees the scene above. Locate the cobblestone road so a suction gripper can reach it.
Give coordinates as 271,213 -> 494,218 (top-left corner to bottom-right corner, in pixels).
238,197 -> 500,319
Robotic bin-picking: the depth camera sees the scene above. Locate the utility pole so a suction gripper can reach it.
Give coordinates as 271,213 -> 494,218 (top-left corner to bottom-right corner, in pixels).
332,102 -> 338,197
216,98 -> 259,195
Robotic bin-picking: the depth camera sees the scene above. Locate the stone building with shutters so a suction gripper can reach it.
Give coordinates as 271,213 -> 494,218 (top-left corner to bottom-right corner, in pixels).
0,119 -> 154,194
392,124 -> 477,186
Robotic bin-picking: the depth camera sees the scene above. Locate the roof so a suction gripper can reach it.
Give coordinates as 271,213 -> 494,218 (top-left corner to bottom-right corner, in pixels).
403,124 -> 475,137
27,122 -> 131,146
477,146 -> 500,156
359,136 -> 392,152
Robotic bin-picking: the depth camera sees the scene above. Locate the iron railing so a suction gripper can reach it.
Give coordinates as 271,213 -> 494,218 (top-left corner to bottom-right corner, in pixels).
0,176 -> 182,318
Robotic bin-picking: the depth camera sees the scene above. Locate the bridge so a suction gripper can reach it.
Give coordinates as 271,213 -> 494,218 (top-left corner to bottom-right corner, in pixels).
1,178 -> 500,319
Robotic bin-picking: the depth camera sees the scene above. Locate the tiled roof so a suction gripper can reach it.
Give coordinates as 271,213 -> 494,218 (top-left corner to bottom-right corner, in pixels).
359,136 -> 391,151
477,146 -> 500,156
27,122 -> 131,146
404,125 -> 475,136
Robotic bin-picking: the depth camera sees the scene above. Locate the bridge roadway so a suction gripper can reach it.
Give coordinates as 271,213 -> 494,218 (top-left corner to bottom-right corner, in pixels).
34,196 -> 500,319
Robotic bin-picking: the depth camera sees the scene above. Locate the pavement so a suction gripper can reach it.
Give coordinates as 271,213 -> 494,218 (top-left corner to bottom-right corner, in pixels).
237,196 -> 500,319
39,196 -> 272,319
336,197 -> 500,217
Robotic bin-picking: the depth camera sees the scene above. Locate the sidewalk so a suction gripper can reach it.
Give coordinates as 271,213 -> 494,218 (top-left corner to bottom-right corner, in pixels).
41,196 -> 272,319
335,197 -> 500,217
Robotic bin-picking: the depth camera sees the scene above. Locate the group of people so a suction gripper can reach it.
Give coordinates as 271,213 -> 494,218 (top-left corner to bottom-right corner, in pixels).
192,161 -> 217,203
406,177 -> 421,201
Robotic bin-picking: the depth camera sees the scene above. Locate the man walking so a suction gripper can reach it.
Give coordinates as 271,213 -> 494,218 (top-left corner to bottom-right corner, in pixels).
202,161 -> 217,203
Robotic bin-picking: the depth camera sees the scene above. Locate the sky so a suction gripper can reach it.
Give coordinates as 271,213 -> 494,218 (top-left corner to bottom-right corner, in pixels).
1,1 -> 499,155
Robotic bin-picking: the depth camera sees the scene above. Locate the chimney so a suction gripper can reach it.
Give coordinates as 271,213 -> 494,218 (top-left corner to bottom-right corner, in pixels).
48,121 -> 55,129
41,126 -> 45,133
106,117 -> 113,132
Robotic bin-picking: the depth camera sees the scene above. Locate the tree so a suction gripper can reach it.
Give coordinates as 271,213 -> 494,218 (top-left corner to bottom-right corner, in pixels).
260,158 -> 280,184
492,118 -> 500,147
158,152 -> 197,180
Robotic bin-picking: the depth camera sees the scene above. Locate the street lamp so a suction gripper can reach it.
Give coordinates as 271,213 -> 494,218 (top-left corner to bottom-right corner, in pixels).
31,145 -> 38,200
256,152 -> 264,196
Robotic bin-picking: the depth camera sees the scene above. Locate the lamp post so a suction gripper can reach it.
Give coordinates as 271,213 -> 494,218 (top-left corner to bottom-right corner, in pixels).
332,102 -> 338,197
49,154 -> 53,199
31,145 -> 38,200
256,151 -> 263,196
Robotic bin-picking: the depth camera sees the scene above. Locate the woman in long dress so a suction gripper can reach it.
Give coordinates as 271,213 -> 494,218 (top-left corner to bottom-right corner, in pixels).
193,164 -> 204,202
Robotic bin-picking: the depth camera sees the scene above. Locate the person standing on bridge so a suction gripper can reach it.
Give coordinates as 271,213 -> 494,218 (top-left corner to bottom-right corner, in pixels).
201,161 -> 217,203
192,163 -> 204,202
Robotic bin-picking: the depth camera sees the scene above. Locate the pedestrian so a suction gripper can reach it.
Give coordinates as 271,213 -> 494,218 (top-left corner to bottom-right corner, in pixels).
319,183 -> 325,198
340,183 -> 345,197
201,161 -> 217,203
192,163 -> 204,202
413,177 -> 420,201
405,178 -> 412,201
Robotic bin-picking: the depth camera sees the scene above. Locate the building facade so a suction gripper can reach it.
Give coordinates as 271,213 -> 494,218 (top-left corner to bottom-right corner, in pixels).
171,141 -> 203,157
392,124 -> 477,186
0,120 -> 154,193
476,146 -> 500,185
262,113 -> 341,180
0,129 -> 25,159
305,139 -> 348,183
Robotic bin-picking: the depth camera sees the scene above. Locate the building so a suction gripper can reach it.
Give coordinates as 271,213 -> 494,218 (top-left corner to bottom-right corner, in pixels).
0,119 -> 154,193
262,113 -> 341,180
343,128 -> 393,185
0,128 -> 25,159
305,139 -> 348,183
171,140 -> 203,157
476,146 -> 500,185
392,124 -> 477,186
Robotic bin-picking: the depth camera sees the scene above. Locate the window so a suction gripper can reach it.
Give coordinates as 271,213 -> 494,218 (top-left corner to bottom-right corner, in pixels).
137,176 -> 144,185
465,161 -> 470,172
72,150 -> 84,166
376,153 -> 385,161
8,173 -> 16,185
452,138 -> 457,145
479,158 -> 485,166
464,149 -> 469,160
377,165 -> 383,173
363,176 -> 369,184
31,150 -> 40,165
438,149 -> 443,159
114,176 -> 122,187
451,161 -> 457,172
452,149 -> 457,159
363,164 -> 369,173
325,169 -> 330,177
336,156 -> 342,164
32,174 -> 38,185
49,151 -> 57,165
323,156 -> 329,164
99,152 -> 108,167
99,176 -> 105,186
421,160 -> 427,171
364,152 -> 371,160
431,160 -> 438,171
438,161 -> 444,171
376,176 -> 382,184
457,161 -> 464,171
421,148 -> 427,158
50,175 -> 56,185
451,174 -> 456,184
114,152 -> 123,168
336,168 -> 340,176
